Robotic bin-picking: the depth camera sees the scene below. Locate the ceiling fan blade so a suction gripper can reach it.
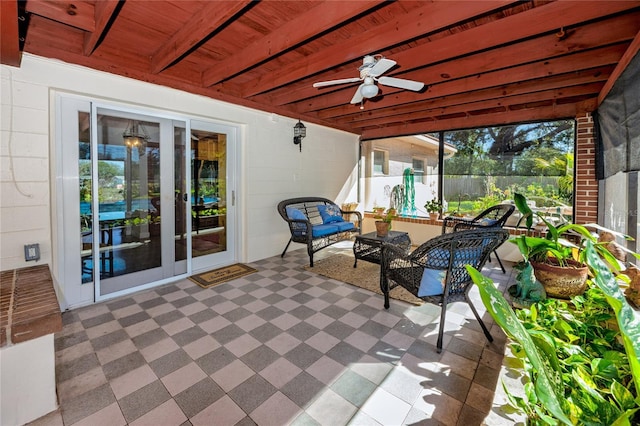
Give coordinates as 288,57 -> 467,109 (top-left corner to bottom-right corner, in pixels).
350,84 -> 364,104
378,76 -> 424,91
313,77 -> 361,88
368,58 -> 396,77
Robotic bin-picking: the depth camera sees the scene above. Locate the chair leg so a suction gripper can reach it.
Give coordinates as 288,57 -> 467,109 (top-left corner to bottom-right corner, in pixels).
436,304 -> 447,353
381,274 -> 390,310
281,238 -> 293,258
494,250 -> 506,274
467,297 -> 493,343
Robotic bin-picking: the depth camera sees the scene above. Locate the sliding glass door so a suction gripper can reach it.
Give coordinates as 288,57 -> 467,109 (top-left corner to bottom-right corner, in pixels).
86,106 -> 185,298
56,95 -> 238,307
190,120 -> 237,272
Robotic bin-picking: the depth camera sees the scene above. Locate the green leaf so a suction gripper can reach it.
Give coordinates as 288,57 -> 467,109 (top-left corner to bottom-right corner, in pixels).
525,382 -> 538,405
533,405 -> 558,425
592,358 -> 619,380
530,303 -> 538,321
529,330 -> 561,371
572,365 -> 607,403
514,193 -> 533,229
467,266 -> 573,425
611,381 -> 636,411
502,381 -> 528,412
584,242 -> 640,398
610,409 -> 639,426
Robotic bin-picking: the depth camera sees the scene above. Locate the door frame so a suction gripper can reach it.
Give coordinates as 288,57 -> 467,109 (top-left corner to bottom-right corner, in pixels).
54,93 -> 242,308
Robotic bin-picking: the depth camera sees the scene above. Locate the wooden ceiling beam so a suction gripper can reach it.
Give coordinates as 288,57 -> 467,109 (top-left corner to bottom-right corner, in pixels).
269,11 -> 639,107
0,0 -> 21,66
14,31 -> 353,134
240,0 -> 515,97
360,101 -> 598,140
345,83 -> 604,129
268,2 -> 640,105
301,44 -> 626,116
26,0 -> 95,31
150,0 -> 254,74
322,66 -> 613,123
201,0 -> 382,87
83,0 -> 120,56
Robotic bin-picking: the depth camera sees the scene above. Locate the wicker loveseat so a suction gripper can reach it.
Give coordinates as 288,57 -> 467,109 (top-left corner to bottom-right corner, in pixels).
278,197 -> 362,267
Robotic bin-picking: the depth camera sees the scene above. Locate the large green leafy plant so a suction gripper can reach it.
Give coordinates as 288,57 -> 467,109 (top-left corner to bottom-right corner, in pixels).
467,240 -> 640,425
511,193 -> 631,270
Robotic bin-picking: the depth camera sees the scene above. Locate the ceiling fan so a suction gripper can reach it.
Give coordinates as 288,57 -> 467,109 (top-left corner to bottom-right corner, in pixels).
312,55 -> 424,105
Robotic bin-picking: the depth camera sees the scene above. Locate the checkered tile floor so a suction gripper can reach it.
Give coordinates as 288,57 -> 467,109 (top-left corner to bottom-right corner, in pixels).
31,243 -> 519,426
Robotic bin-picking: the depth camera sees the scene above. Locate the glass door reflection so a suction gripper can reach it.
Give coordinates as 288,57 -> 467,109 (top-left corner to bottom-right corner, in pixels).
191,131 -> 227,257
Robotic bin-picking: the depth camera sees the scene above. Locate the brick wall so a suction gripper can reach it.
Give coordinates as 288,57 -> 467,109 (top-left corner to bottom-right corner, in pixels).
574,113 -> 598,224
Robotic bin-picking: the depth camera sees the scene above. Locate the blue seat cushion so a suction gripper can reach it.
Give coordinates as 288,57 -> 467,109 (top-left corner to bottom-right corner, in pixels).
317,204 -> 345,224
286,207 -> 307,221
428,247 -> 483,268
312,224 -> 340,237
418,268 -> 446,297
478,218 -> 498,226
335,221 -> 355,232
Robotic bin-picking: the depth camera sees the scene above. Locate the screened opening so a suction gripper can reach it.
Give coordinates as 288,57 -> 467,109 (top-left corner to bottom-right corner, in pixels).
442,120 -> 575,225
363,120 -> 576,224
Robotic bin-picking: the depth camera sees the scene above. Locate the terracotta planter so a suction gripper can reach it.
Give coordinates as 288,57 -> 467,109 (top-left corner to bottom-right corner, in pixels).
531,259 -> 588,299
375,221 -> 390,237
429,212 -> 439,221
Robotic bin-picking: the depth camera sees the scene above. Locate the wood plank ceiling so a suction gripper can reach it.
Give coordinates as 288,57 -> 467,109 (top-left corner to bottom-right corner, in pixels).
2,0 -> 639,140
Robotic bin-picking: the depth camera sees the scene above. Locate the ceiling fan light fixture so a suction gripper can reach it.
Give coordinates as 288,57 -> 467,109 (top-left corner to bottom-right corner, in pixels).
361,79 -> 379,99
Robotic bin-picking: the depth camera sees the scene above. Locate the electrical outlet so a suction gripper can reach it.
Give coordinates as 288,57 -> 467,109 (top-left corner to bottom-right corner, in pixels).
24,244 -> 40,261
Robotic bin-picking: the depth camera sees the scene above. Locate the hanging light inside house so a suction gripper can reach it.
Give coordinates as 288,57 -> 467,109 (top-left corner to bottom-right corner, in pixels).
360,77 -> 379,99
293,119 -> 306,152
123,120 -> 149,148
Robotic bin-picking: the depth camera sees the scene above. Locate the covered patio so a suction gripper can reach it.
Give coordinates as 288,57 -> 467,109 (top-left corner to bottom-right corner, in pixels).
36,244 -> 519,426
1,1 -> 639,425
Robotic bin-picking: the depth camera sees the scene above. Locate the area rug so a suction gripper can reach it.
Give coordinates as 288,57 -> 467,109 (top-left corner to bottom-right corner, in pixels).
305,253 -> 423,306
189,263 -> 257,289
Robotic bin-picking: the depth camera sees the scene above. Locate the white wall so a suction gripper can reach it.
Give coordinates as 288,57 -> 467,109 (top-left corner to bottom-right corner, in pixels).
362,137 -> 439,214
0,334 -> 58,426
1,55 -> 359,296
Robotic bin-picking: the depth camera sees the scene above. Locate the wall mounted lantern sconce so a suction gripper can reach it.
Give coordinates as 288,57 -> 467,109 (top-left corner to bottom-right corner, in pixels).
123,120 -> 149,149
293,120 -> 306,152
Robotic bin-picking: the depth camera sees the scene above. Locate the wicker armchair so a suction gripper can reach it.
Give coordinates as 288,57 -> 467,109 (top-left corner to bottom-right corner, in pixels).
441,204 -> 514,273
381,228 -> 509,353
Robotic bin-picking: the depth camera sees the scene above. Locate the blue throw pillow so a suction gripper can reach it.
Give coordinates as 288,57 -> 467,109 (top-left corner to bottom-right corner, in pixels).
418,268 -> 446,297
478,218 -> 498,226
286,207 -> 307,221
317,204 -> 344,224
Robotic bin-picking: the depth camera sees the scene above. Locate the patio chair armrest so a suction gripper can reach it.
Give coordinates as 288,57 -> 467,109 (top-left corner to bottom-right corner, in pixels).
381,243 -> 421,275
452,221 -> 485,232
441,216 -> 473,233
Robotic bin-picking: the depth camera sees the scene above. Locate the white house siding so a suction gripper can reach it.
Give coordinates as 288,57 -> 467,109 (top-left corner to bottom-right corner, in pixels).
362,137 -> 439,213
1,54 -> 359,306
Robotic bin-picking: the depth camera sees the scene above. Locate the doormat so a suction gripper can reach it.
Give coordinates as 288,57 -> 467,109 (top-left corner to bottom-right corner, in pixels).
189,263 -> 258,289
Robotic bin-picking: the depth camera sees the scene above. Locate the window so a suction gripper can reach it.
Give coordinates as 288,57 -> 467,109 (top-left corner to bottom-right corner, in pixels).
412,158 -> 424,184
373,150 -> 388,175
442,120 -> 575,223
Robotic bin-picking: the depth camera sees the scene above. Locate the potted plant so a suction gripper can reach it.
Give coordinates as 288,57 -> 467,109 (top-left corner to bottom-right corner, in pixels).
511,193 -> 626,298
372,205 -> 386,215
424,199 -> 441,220
374,208 -> 396,237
